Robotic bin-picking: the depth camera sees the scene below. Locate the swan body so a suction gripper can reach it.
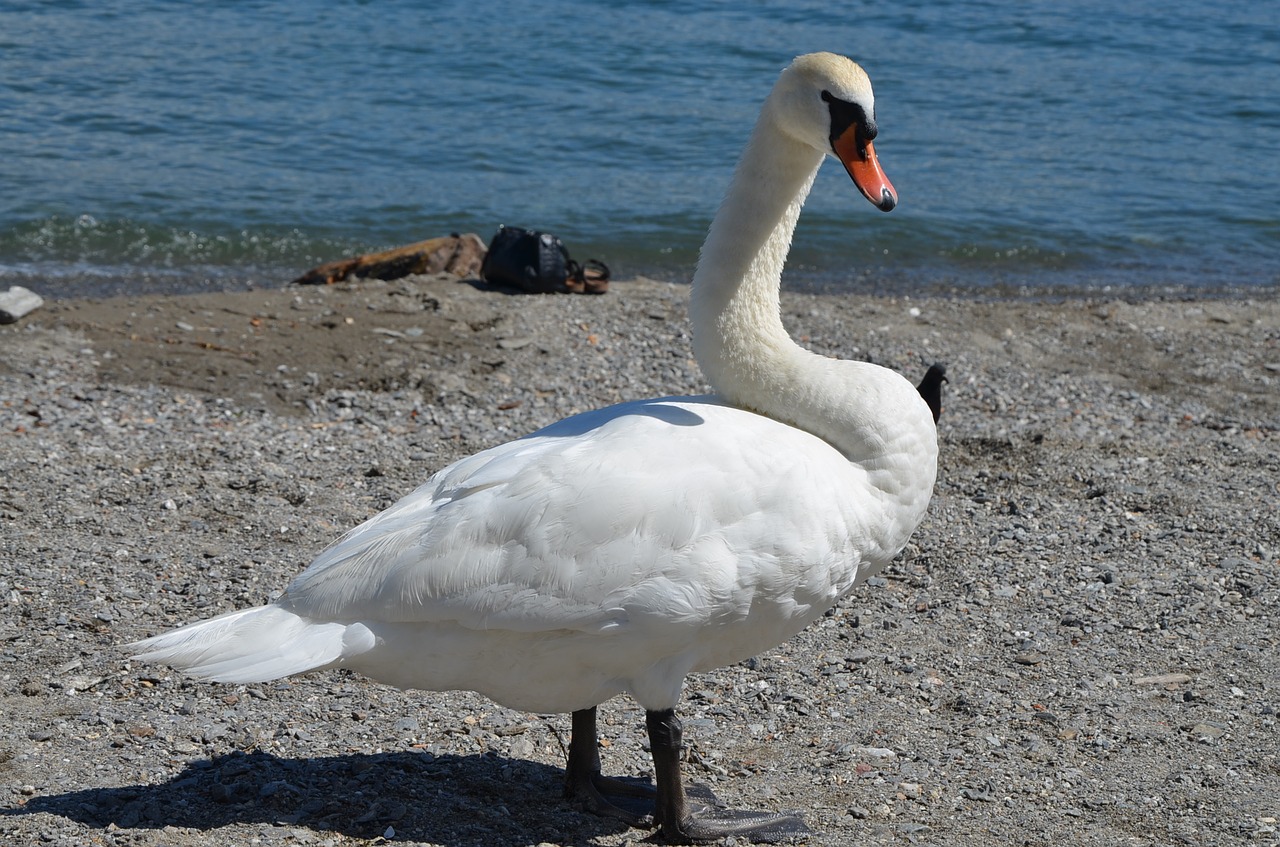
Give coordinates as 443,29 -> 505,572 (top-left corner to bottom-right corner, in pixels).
131,52 -> 937,842
135,396 -> 925,712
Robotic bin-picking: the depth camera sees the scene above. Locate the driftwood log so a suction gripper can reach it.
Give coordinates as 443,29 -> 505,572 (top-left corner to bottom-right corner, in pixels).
0,286 -> 43,324
292,233 -> 486,286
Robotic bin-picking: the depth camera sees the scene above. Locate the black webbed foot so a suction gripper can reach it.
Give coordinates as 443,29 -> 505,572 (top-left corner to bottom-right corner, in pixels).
647,709 -> 811,844
563,707 -> 656,825
673,806 -> 811,844
564,706 -> 810,842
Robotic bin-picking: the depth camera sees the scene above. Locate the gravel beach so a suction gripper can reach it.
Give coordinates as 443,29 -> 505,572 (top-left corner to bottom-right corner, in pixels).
2,273 -> 1277,847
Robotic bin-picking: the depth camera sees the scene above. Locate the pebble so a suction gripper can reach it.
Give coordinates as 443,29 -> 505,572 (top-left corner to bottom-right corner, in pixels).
1134,673 -> 1192,686
1190,722 -> 1227,741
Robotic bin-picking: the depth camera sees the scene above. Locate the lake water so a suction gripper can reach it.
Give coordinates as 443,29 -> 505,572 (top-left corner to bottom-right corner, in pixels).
1,0 -> 1277,298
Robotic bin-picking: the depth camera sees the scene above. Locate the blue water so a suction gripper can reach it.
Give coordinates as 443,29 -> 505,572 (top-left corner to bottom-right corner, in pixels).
1,0 -> 1277,298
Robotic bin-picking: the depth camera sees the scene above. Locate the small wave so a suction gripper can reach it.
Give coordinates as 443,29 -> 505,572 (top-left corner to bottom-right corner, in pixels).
0,215 -> 368,270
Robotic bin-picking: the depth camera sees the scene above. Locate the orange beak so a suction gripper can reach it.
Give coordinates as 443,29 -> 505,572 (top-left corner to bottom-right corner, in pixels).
833,126 -> 897,212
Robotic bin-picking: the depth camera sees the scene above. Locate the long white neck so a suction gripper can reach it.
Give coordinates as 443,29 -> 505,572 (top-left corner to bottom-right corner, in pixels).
688,99 -> 937,516
690,109 -> 871,454
690,115 -> 822,402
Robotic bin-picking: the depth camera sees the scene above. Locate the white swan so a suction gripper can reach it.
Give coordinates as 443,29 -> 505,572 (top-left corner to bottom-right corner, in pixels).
130,52 -> 938,843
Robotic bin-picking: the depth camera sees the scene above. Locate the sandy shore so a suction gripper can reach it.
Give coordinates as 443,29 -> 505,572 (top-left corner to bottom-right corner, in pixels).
1,273 -> 1277,847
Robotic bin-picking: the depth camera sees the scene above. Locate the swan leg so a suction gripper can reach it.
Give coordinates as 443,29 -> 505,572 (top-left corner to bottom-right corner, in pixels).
646,708 -> 811,844
563,707 -> 656,825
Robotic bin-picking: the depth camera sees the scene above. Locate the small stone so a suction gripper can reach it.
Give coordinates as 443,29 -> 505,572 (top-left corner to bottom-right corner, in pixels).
962,783 -> 995,801
66,675 -> 106,692
0,285 -> 44,323
494,723 -> 530,737
1190,722 -> 1226,741
1134,673 -> 1192,686
202,723 -> 229,743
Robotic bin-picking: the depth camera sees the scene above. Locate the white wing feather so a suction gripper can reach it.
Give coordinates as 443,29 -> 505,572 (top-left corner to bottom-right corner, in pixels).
279,397 -> 874,634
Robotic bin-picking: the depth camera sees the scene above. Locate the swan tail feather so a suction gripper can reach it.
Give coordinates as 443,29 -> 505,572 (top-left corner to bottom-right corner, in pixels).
127,605 -> 375,684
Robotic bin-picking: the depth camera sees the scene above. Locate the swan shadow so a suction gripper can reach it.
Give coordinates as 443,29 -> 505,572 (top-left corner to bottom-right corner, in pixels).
2,749 -> 640,846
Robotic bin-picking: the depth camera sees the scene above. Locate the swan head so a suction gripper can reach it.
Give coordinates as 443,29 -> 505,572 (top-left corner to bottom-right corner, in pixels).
767,52 -> 897,212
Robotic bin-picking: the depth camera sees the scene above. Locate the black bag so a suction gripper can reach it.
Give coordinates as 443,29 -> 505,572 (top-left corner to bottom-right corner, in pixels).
480,225 -> 610,294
